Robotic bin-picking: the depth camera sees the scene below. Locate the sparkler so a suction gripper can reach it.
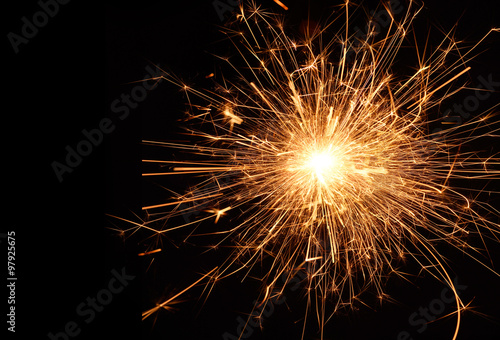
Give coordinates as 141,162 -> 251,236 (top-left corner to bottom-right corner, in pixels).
115,1 -> 500,338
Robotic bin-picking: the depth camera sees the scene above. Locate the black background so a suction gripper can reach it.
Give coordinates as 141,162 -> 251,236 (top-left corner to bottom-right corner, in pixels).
4,0 -> 500,339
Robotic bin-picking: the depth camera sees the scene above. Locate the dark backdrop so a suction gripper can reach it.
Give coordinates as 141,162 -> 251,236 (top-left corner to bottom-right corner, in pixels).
4,0 -> 500,339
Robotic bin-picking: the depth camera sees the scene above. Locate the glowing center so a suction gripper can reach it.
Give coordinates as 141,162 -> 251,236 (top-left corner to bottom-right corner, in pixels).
308,151 -> 336,183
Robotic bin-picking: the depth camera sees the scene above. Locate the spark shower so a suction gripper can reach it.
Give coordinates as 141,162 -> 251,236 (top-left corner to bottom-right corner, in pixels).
112,1 -> 500,339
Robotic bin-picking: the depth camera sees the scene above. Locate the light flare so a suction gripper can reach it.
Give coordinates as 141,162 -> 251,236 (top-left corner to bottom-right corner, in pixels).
308,150 -> 337,183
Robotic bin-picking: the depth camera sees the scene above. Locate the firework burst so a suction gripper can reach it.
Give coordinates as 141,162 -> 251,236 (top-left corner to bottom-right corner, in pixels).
114,1 -> 500,338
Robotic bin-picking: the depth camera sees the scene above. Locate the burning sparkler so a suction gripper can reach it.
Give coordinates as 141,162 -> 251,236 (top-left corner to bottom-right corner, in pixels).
114,1 -> 500,338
